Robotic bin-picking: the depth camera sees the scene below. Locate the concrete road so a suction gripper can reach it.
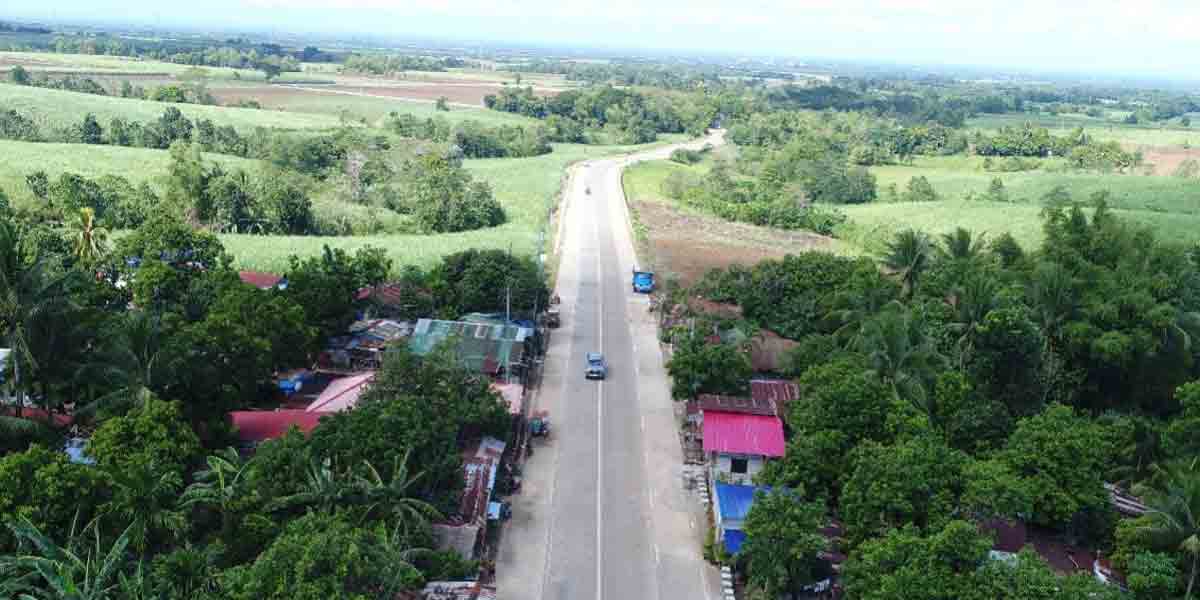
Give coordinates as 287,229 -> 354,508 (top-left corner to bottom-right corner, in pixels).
498,132 -> 725,600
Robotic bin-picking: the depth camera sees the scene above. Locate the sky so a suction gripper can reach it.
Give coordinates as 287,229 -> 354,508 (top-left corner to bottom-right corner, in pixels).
6,0 -> 1200,79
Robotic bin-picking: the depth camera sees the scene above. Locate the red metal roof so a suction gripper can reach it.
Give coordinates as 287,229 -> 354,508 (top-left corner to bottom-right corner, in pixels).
238,271 -> 283,290
751,379 -> 799,405
696,394 -> 777,416
702,411 -> 786,457
304,371 -> 375,413
230,410 -> 327,443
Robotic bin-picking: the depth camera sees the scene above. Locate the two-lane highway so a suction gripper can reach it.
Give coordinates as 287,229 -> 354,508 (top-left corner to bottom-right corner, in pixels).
498,132 -> 724,600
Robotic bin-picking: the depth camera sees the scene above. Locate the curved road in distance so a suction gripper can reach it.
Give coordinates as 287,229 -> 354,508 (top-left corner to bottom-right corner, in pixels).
498,130 -> 725,600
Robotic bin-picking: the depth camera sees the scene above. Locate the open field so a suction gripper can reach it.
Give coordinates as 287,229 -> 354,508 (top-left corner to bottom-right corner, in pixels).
0,139 -> 262,206
0,82 -> 345,132
206,83 -> 542,125
837,200 -> 1200,253
220,138 -> 689,272
872,155 -> 1200,214
967,113 -> 1200,147
622,160 -> 854,286
0,51 -> 322,82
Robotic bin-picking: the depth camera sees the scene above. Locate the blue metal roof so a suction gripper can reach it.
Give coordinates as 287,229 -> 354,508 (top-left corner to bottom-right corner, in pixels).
715,482 -> 770,521
723,530 -> 747,554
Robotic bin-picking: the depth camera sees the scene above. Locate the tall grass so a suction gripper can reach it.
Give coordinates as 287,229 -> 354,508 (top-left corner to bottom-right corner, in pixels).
967,113 -> 1200,147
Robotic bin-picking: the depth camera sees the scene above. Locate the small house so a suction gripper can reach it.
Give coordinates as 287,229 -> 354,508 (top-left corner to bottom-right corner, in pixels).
433,436 -> 507,560
712,482 -> 767,554
304,371 -> 375,413
238,271 -> 287,291
229,410 -> 327,450
703,410 -> 785,484
409,318 -> 533,379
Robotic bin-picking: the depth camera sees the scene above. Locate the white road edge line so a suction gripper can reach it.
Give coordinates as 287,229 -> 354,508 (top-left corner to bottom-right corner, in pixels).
596,185 -> 605,600
654,544 -> 661,566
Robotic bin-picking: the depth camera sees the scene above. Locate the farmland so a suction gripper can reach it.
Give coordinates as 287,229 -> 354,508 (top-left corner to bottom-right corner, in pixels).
221,138 -> 690,272
622,159 -> 854,286
0,81 -> 345,131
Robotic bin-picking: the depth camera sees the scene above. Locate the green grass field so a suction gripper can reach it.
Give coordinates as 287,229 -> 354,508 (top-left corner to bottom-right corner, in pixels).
0,82 -> 345,132
0,51 -> 319,82
0,139 -> 262,206
256,88 -> 541,126
837,200 -> 1200,253
220,139 -> 687,272
873,155 -> 1200,214
967,113 -> 1200,147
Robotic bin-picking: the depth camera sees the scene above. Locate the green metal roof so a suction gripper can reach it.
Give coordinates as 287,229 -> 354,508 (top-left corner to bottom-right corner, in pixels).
409,319 -> 532,375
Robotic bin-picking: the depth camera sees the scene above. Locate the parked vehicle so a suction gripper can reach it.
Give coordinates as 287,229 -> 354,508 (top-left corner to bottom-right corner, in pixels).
546,306 -> 560,328
530,410 -> 551,437
632,270 -> 655,293
586,352 -> 608,380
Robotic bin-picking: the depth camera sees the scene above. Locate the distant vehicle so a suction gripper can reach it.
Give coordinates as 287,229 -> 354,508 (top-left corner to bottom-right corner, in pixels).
585,352 -> 608,380
632,270 -> 655,293
545,306 -> 560,328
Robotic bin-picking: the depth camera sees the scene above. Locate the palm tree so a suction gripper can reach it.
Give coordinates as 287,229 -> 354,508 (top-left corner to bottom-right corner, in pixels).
937,227 -> 987,263
355,450 -> 443,537
69,208 -> 109,264
102,460 -> 186,554
1027,261 -> 1077,346
0,221 -> 77,422
79,312 -> 165,417
0,516 -> 132,600
179,447 -> 255,541
882,229 -> 932,298
945,274 -> 1000,368
852,304 -> 946,415
1137,459 -> 1200,600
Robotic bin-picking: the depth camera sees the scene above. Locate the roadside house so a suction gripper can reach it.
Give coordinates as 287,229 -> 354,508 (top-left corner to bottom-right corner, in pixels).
712,482 -> 767,554
409,318 -> 533,380
432,436 -> 507,560
703,410 -> 785,484
238,270 -> 287,290
229,410 -> 327,450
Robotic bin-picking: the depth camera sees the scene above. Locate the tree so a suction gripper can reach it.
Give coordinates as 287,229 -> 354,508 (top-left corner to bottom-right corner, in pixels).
1127,551 -> 1181,600
77,113 -> 104,145
0,445 -> 109,552
1137,460 -> 1200,600
220,512 -> 422,600
87,397 -> 202,480
882,229 -> 932,297
427,248 -> 549,318
901,175 -> 938,203
1163,381 -> 1200,460
8,65 -> 30,85
25,171 -> 49,203
841,435 -> 967,541
435,96 -> 450,112
69,208 -> 109,265
741,490 -> 828,599
1000,403 -> 1113,534
841,521 -> 992,600
285,244 -> 391,336
666,336 -> 752,400
985,177 -> 1009,202
100,458 -> 185,554
852,303 -> 945,416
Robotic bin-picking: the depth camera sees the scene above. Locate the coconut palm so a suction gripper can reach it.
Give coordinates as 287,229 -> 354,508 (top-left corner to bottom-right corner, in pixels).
1027,261 -> 1077,347
78,312 -> 165,417
852,304 -> 946,415
882,229 -> 933,298
0,516 -> 132,600
69,208 -> 109,264
1137,459 -> 1200,600
937,227 -> 987,263
945,274 -> 1000,368
102,460 -> 186,554
0,220 -> 78,423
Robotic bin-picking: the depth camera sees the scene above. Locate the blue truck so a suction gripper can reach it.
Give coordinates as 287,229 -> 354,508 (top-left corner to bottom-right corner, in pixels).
632,270 -> 655,294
